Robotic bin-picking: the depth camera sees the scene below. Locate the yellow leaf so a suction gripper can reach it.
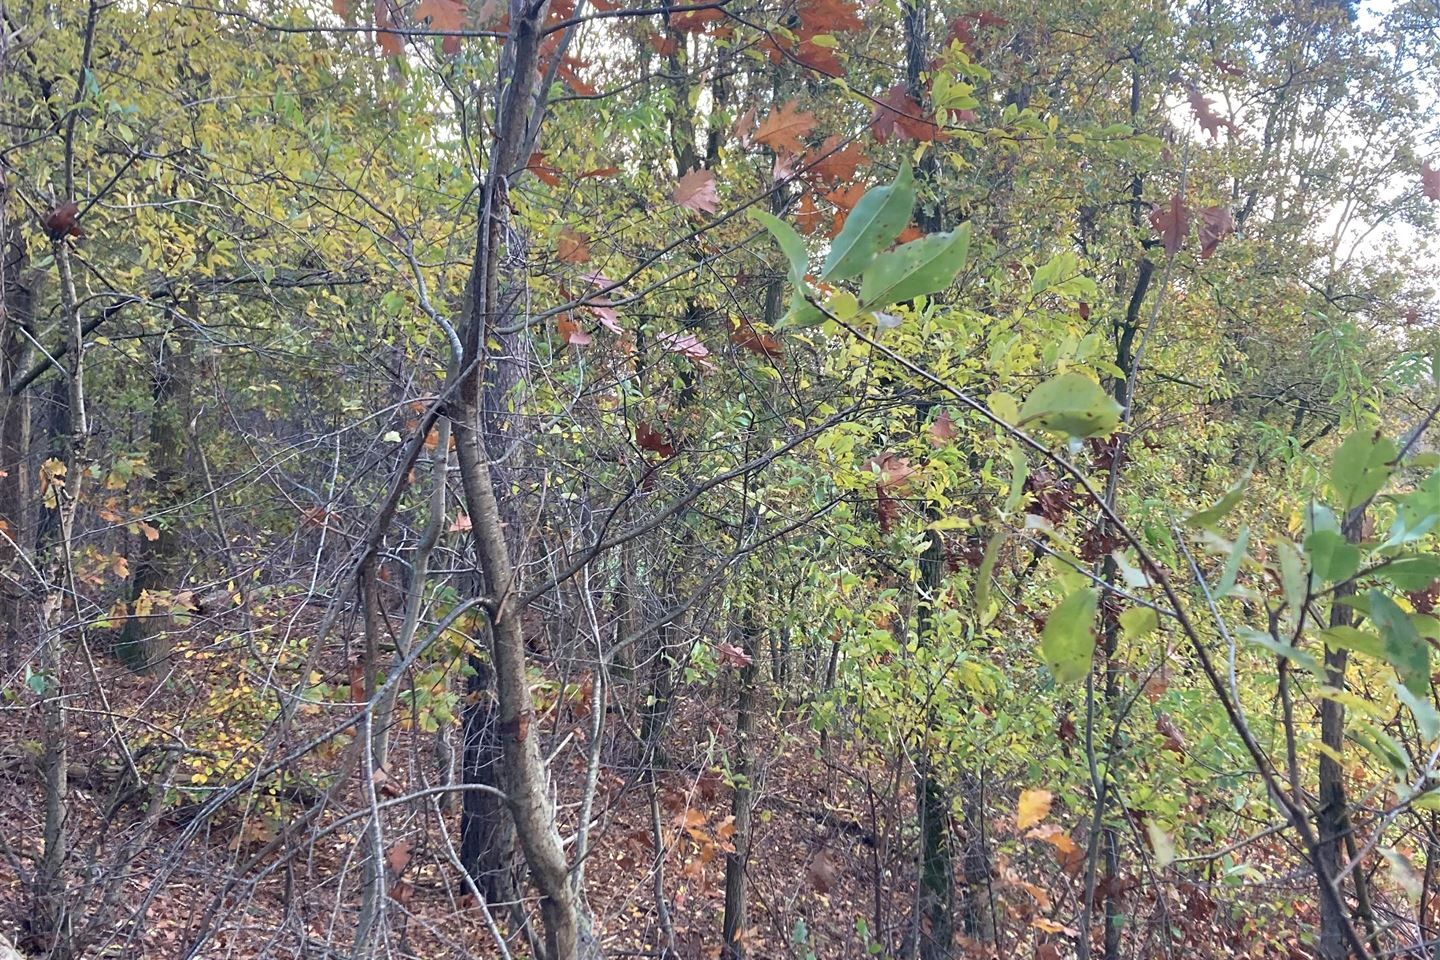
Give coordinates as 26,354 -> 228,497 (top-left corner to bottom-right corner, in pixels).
1017,788 -> 1053,830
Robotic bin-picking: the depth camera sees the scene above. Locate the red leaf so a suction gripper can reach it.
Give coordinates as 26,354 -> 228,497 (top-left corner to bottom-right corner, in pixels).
866,452 -> 916,489
1197,205 -> 1235,258
648,32 -> 679,55
1187,86 -> 1238,139
374,0 -> 404,55
415,0 -> 463,31
797,0 -> 863,34
636,421 -> 676,457
526,152 -> 562,187
871,84 -> 939,143
1422,161 -> 1440,202
793,192 -> 824,235
672,168 -> 720,214
1149,195 -> 1191,258
670,6 -> 723,32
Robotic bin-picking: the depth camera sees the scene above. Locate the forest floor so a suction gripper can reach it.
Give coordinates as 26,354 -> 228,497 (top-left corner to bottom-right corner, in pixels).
0,630 -> 1346,959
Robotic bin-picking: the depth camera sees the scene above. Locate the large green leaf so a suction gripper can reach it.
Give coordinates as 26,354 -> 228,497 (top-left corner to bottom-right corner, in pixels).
1330,430 -> 1397,511
751,208 -> 809,286
1017,373 -> 1121,439
1371,589 -> 1429,696
1381,469 -> 1440,550
1304,529 -> 1361,583
1039,587 -> 1098,683
1373,555 -> 1440,591
821,160 -> 914,282
858,223 -> 972,309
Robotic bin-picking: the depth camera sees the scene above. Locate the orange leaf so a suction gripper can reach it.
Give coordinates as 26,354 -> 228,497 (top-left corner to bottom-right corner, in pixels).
374,0 -> 404,55
557,226 -> 590,263
557,316 -> 591,346
415,0 -> 463,31
754,101 -> 816,155
730,319 -> 782,357
808,135 -> 865,185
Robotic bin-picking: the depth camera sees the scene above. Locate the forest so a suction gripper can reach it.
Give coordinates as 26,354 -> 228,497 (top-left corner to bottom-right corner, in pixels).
0,0 -> 1438,957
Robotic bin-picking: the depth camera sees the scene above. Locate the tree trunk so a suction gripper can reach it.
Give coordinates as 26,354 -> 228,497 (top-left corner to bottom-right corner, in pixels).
118,314 -> 195,670
0,208 -> 34,671
722,617 -> 760,958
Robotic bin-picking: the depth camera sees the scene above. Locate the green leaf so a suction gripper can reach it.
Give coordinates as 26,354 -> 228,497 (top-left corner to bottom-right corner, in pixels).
974,530 -> 1006,625
1371,589 -> 1429,696
1039,588 -> 1098,683
1381,470 -> 1440,549
1303,529 -> 1361,583
1001,443 -> 1028,515
1372,555 -> 1440,592
1320,626 -> 1385,660
1215,526 -> 1249,599
858,223 -> 972,309
1330,430 -> 1397,511
1186,467 -> 1252,529
751,208 -> 809,286
1351,720 -> 1411,778
821,160 -> 914,281
1120,606 -> 1159,641
1392,679 -> 1440,742
1017,373 -> 1121,439
1240,629 -> 1322,675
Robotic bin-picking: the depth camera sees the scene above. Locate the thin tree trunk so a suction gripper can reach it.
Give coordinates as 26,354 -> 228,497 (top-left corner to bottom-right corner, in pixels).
722,616 -> 760,958
118,310 -> 195,670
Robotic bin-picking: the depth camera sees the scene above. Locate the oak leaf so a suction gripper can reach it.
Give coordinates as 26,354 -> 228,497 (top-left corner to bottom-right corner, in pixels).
1149,195 -> 1190,258
672,168 -> 719,214
557,226 -> 590,263
1422,161 -> 1440,201
1197,205 -> 1235,258
807,134 -> 865,185
556,316 -> 591,346
754,101 -> 816,155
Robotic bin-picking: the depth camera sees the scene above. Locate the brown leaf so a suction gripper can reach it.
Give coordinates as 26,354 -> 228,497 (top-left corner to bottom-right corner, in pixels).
1422,161 -> 1440,202
386,840 -> 413,875
42,200 -> 85,240
806,849 -> 839,893
1197,205 -> 1235,258
636,421 -> 676,457
865,452 -> 915,490
448,513 -> 472,532
718,641 -> 753,668
526,151 -> 562,187
672,168 -> 720,214
929,408 -> 957,445
754,101 -> 816,155
648,31 -> 679,55
557,316 -> 591,346
557,226 -> 590,263
1149,194 -> 1191,258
